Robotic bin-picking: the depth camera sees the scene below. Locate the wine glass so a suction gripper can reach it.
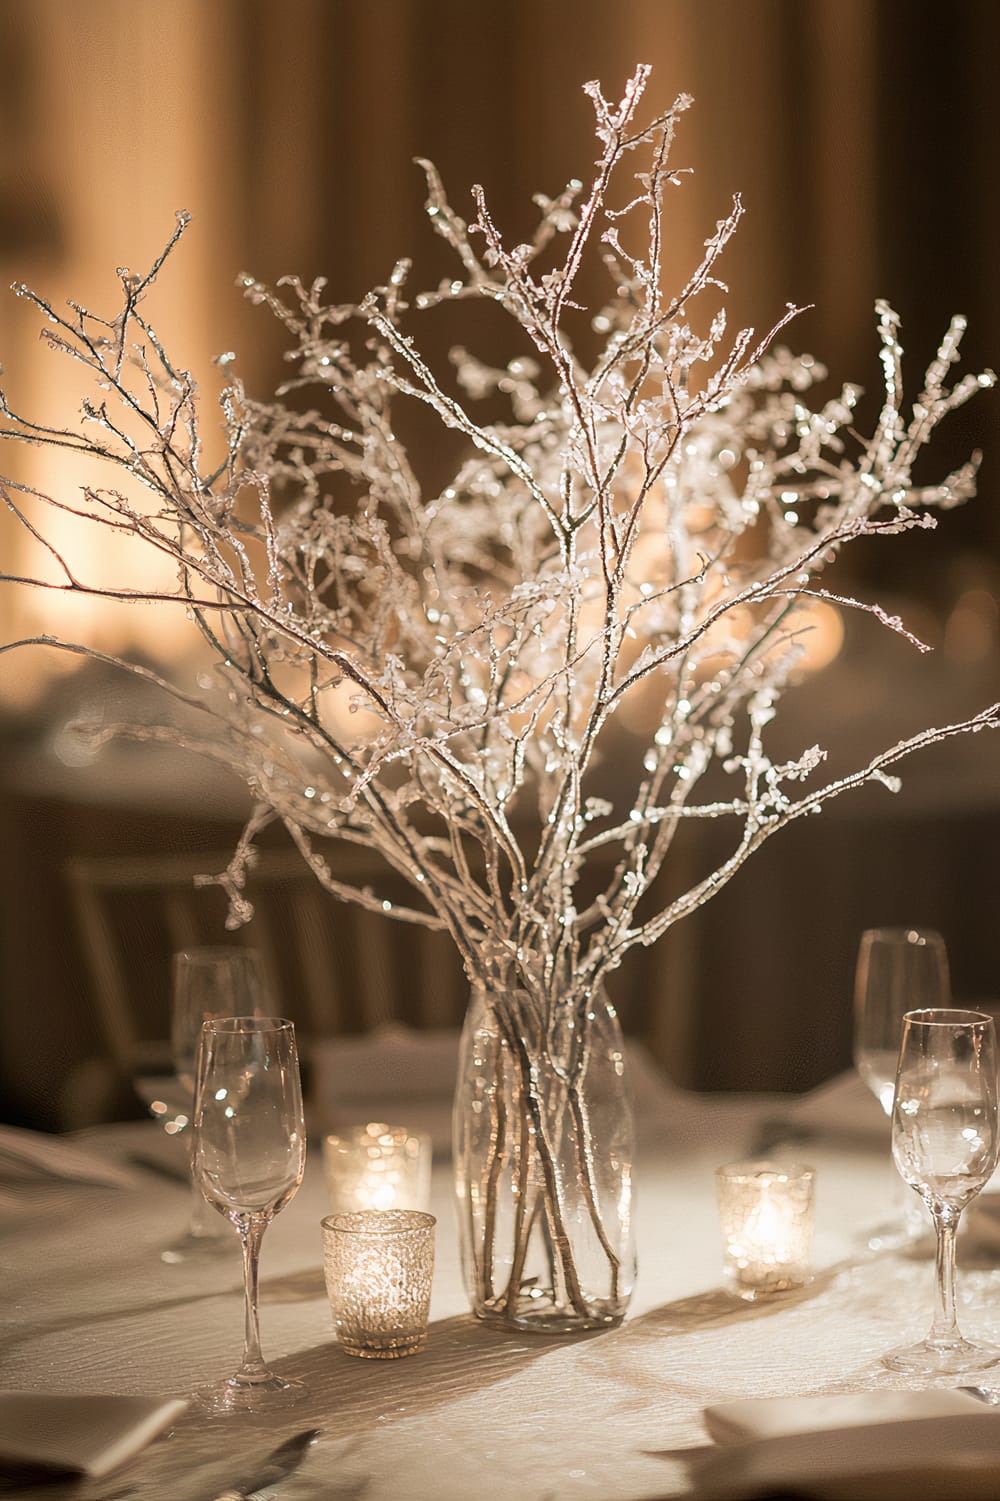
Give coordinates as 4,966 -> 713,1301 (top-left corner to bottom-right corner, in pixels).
882,1007 -> 1000,1375
145,947 -> 269,1263
854,928 -> 951,1114
853,927 -> 950,1248
191,1015 -> 307,1410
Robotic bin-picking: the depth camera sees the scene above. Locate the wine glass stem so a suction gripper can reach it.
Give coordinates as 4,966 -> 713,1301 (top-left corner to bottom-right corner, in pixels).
237,1215 -> 270,1380
930,1208 -> 960,1345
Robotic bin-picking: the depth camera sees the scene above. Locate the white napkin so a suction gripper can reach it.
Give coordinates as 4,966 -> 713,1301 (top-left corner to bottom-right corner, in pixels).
703,1387 -> 982,1443
783,1069 -> 890,1145
782,1072 -> 1000,1197
0,1392 -> 187,1478
310,1025 -> 675,1151
0,1125 -> 141,1190
311,1025 -> 460,1149
689,1393 -> 1000,1501
688,1413 -> 1000,1500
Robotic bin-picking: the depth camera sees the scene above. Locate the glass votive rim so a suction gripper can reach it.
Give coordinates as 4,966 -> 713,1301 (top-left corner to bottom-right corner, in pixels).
324,1121 -> 424,1152
715,1158 -> 816,1302
715,1159 -> 816,1189
321,1208 -> 437,1237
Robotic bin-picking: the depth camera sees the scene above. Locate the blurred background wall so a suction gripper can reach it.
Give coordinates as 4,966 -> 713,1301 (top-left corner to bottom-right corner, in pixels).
0,0 -> 997,1125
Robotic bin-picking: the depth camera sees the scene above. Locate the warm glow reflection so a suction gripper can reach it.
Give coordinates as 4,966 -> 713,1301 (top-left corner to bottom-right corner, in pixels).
944,588 -> 999,663
789,598 -> 845,674
5,324 -> 216,709
317,678 -> 386,746
0,2 -> 243,711
617,596 -> 844,735
22,438 -> 191,651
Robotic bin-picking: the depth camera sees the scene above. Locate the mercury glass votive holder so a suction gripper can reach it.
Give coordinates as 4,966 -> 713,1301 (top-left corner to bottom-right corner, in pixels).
322,1123 -> 431,1214
322,1209 -> 436,1358
715,1160 -> 815,1300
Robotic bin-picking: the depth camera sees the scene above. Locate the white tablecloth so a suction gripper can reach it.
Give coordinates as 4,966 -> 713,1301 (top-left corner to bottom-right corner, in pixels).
4,1069 -> 1000,1500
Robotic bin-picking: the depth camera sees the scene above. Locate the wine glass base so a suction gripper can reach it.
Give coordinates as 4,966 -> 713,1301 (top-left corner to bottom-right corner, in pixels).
160,1227 -> 234,1265
195,1372 -> 307,1413
881,1336 -> 1000,1377
864,1220 -> 934,1256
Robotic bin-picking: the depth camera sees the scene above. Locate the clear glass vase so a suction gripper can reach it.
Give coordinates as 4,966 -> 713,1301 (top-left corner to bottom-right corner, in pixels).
453,985 -> 636,1333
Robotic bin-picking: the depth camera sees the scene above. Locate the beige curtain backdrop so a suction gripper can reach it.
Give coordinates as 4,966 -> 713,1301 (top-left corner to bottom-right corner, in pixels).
2,1 -> 994,596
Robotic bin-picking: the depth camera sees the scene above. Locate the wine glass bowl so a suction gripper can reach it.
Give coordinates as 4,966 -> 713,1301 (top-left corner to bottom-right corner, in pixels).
171,946 -> 268,1095
158,947 -> 268,1262
854,927 -> 951,1116
192,1015 -> 307,1410
882,1007 -> 1000,1376
853,927 -> 950,1249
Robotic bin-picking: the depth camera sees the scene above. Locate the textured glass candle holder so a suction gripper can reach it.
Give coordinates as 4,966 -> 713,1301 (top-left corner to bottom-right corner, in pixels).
322,1209 -> 436,1358
322,1124 -> 431,1214
715,1160 -> 815,1300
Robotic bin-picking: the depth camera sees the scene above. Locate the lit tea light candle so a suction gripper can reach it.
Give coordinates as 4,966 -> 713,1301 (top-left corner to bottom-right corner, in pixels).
715,1160 -> 815,1300
321,1209 -> 436,1358
322,1123 -> 431,1214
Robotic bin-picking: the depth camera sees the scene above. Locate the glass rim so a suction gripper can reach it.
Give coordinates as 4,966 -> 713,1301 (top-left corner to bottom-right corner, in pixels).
715,1159 -> 815,1184
902,1007 -> 995,1027
860,926 -> 945,946
200,1014 -> 294,1034
173,945 -> 263,962
321,1209 -> 436,1236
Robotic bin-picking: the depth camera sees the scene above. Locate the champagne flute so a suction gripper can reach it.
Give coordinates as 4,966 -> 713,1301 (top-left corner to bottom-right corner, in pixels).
853,927 -> 949,1248
192,1015 -> 307,1410
882,1008 -> 1000,1375
153,947 -> 268,1263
